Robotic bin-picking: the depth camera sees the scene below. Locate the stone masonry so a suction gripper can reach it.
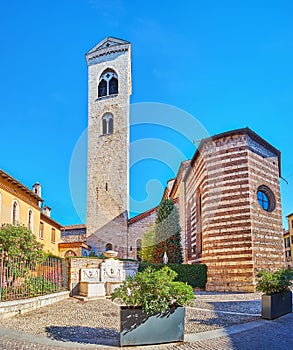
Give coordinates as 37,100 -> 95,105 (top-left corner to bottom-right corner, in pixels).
82,37 -> 285,292
85,37 -> 131,258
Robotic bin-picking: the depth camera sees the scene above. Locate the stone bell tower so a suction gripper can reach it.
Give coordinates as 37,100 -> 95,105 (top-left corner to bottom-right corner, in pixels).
85,37 -> 131,258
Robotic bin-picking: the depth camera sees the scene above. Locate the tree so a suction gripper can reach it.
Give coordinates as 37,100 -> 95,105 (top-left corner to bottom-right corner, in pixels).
153,199 -> 183,264
0,224 -> 44,267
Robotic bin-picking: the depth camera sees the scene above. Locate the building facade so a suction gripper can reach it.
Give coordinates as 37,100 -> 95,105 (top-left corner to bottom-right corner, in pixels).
85,37 -> 131,258
283,229 -> 292,268
164,129 -> 285,291
82,37 -> 285,291
59,224 -> 91,258
285,213 -> 293,267
0,169 -> 62,256
127,129 -> 285,291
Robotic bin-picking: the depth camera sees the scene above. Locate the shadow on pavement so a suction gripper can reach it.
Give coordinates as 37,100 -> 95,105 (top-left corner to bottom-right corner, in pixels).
45,325 -> 119,346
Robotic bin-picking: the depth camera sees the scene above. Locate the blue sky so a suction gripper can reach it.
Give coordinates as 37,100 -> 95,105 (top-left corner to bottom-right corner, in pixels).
1,1 -> 293,227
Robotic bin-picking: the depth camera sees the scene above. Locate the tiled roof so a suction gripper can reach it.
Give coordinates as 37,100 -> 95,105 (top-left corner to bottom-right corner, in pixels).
128,206 -> 158,224
0,169 -> 43,202
62,224 -> 87,230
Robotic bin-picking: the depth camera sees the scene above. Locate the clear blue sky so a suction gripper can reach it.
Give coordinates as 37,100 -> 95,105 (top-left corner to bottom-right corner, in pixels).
1,1 -> 293,227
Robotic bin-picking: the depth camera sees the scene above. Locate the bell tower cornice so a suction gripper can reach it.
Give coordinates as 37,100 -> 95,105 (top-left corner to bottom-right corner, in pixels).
86,37 -> 131,66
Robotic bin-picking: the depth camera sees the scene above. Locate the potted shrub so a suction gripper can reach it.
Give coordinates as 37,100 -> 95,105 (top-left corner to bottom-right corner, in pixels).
256,269 -> 293,320
111,266 -> 194,347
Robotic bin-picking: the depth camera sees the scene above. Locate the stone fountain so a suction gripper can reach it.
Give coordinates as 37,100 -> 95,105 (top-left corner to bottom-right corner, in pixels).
78,250 -> 126,299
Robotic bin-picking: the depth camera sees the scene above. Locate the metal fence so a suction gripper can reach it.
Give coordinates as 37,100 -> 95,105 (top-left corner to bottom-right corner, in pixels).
0,254 -> 68,302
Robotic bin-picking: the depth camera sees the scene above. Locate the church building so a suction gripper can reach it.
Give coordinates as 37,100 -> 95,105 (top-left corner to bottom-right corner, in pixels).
84,37 -> 285,292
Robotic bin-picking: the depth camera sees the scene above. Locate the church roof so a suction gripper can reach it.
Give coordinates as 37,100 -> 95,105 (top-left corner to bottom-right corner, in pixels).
188,127 -> 281,177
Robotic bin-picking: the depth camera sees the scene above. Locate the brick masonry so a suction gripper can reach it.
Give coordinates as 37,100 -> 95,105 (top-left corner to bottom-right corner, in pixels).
177,129 -> 285,292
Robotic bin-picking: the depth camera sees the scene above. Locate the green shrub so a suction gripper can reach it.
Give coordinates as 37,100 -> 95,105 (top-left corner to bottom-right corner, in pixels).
256,269 -> 293,295
23,276 -> 56,296
111,266 -> 194,315
138,262 -> 207,289
0,276 -> 57,301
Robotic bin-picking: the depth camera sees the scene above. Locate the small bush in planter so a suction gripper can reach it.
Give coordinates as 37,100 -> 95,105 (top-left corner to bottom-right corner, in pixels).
256,268 -> 293,320
111,266 -> 194,315
256,269 -> 293,295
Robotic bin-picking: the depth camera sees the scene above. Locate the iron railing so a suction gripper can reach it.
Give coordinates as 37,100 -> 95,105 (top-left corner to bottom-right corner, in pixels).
0,253 -> 68,302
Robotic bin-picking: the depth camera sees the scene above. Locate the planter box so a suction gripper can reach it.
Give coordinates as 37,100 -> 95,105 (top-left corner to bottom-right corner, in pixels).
261,291 -> 292,320
119,306 -> 185,347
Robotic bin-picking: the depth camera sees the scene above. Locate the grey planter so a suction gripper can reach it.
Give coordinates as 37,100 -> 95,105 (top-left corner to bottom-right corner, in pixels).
119,306 -> 185,347
261,291 -> 292,320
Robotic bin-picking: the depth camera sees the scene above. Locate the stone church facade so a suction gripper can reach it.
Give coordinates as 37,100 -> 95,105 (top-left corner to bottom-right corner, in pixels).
85,37 -> 285,291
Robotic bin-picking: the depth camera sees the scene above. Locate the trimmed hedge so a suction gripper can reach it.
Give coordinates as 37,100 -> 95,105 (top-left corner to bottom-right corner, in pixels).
138,262 -> 207,289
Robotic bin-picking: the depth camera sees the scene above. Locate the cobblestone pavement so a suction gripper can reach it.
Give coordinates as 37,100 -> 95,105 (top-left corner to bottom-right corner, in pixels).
0,292 -> 292,349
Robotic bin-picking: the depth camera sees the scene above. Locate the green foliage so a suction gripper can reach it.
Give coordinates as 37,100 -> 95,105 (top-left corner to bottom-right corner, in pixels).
0,224 -> 44,264
139,262 -> 207,289
111,266 -> 194,315
139,226 -> 156,262
23,276 -> 56,296
153,199 -> 183,264
256,269 -> 293,295
89,251 -> 99,257
1,276 -> 57,301
44,252 -> 62,260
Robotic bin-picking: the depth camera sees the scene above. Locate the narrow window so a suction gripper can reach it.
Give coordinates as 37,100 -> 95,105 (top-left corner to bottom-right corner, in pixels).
51,228 -> 56,243
28,209 -> 33,232
0,192 -> 2,218
12,201 -> 19,225
108,117 -> 114,134
39,222 -> 44,239
102,117 -> 108,135
98,79 -> 107,97
102,113 -> 114,135
109,77 -> 118,95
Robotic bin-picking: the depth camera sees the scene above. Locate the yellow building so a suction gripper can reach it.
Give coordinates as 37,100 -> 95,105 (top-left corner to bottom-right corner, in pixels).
283,229 -> 292,268
286,213 -> 293,267
0,169 -> 62,256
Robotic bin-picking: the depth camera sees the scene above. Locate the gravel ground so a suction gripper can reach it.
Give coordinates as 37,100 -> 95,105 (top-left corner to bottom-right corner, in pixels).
0,293 -> 262,346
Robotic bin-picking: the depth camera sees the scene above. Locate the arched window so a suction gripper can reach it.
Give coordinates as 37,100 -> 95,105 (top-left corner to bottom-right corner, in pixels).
105,243 -> 113,251
28,209 -> 34,232
102,113 -> 114,135
98,69 -> 118,98
98,79 -> 107,97
12,200 -> 20,225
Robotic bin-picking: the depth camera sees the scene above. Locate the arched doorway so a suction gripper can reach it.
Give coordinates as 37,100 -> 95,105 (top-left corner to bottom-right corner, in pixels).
64,250 -> 77,258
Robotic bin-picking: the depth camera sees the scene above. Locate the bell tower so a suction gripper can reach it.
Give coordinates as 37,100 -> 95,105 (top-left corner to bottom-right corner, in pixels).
85,37 -> 131,258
